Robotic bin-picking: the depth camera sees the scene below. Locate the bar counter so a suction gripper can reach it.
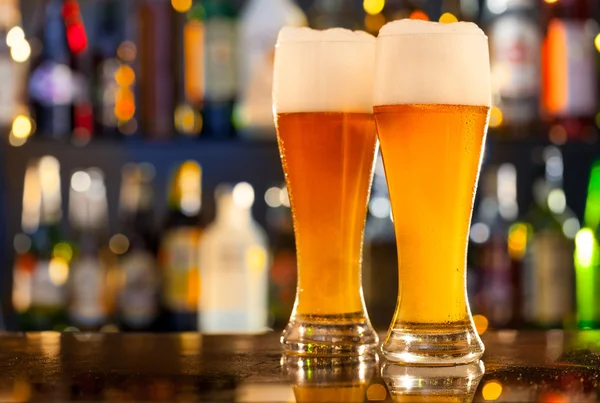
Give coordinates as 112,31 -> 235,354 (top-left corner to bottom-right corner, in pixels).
0,330 -> 598,402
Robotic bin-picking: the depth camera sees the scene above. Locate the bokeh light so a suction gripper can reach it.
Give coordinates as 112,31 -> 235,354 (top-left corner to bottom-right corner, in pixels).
482,380 -> 503,401
363,0 -> 385,15
439,13 -> 458,24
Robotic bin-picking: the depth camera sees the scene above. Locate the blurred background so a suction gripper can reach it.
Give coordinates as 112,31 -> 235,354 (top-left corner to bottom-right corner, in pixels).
1,0 -> 599,333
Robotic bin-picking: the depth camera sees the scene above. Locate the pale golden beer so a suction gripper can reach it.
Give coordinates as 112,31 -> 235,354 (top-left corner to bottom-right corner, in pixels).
273,27 -> 378,355
276,112 -> 377,317
374,20 -> 491,364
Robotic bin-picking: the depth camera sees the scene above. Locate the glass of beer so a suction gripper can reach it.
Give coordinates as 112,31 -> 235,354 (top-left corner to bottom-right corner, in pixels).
273,27 -> 379,355
373,20 -> 491,364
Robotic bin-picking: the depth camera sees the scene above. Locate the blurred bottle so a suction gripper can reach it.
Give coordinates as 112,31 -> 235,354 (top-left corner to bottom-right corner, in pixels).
542,0 -> 596,141
29,0 -> 73,138
470,164 -> 521,328
90,0 -> 126,138
236,0 -> 306,139
522,146 -> 578,328
486,0 -> 541,136
265,185 -> 296,329
202,0 -> 238,138
114,164 -> 160,331
574,162 -> 600,329
199,183 -> 269,333
12,161 -> 41,327
363,153 -> 397,331
21,156 -> 68,330
309,0 -> 358,29
138,0 -> 175,140
173,0 -> 204,137
68,168 -> 116,330
0,0 -> 29,137
159,161 -> 204,331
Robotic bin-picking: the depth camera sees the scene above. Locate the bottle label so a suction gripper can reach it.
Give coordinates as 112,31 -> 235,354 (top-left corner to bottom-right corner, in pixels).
30,260 -> 65,308
69,257 -> 107,326
204,18 -> 237,101
527,230 -> 574,325
161,228 -> 201,312
490,13 -> 541,124
119,250 -> 159,327
0,55 -> 16,125
544,19 -> 596,116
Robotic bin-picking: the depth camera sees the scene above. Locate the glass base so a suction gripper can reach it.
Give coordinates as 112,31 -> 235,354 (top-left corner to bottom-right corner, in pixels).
281,313 -> 379,356
381,321 -> 484,365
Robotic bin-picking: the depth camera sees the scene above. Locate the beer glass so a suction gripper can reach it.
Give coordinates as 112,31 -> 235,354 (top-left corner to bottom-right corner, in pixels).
273,27 -> 378,355
373,20 -> 491,364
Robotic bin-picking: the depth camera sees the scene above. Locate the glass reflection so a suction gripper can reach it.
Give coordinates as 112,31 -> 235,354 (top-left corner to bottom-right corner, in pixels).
382,361 -> 484,403
282,354 -> 378,402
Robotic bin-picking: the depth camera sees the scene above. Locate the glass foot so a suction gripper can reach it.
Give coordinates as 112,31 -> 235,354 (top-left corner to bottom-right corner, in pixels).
281,313 -> 379,356
382,360 -> 485,400
381,321 -> 484,365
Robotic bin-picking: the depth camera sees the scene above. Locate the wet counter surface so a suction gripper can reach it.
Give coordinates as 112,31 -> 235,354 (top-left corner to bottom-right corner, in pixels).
0,331 -> 599,402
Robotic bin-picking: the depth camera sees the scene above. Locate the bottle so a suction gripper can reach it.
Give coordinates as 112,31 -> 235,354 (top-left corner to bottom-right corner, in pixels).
265,185 -> 296,329
236,0 -> 306,139
159,161 -> 203,331
522,146 -> 578,328
26,156 -> 69,330
29,0 -> 73,138
0,0 -> 28,136
115,163 -> 160,331
91,0 -> 125,138
362,153 -> 398,331
470,164 -> 521,328
68,168 -> 116,330
138,0 -> 175,140
574,162 -> 600,329
198,183 -> 269,333
173,0 -> 204,137
486,0 -> 541,135
542,0 -> 596,141
202,0 -> 238,138
12,161 -> 41,327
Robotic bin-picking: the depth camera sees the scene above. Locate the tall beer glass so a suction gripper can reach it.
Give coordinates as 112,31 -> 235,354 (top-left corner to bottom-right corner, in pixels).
273,27 -> 378,355
373,20 -> 491,365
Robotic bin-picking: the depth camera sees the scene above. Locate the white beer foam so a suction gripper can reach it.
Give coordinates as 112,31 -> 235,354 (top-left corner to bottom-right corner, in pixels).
374,20 -> 491,107
273,27 -> 376,114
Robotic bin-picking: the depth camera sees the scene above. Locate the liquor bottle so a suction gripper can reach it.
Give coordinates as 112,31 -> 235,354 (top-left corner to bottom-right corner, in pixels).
265,185 -> 296,329
12,161 -> 41,326
25,156 -> 68,330
486,0 -> 541,135
159,161 -> 204,331
470,164 -> 521,328
542,0 -> 596,141
138,0 -> 175,140
115,164 -> 160,331
90,0 -> 125,138
173,0 -> 204,137
574,162 -> 600,329
68,168 -> 116,330
0,0 -> 28,134
522,146 -> 577,328
198,183 -> 269,333
202,0 -> 238,138
236,0 -> 306,139
362,153 -> 397,331
29,0 -> 73,138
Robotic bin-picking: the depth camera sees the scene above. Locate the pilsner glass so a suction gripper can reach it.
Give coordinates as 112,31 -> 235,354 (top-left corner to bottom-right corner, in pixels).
273,27 -> 378,355
373,20 -> 491,364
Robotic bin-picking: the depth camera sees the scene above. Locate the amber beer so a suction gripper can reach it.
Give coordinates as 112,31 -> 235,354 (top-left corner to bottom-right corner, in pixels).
273,27 -> 378,355
374,20 -> 491,365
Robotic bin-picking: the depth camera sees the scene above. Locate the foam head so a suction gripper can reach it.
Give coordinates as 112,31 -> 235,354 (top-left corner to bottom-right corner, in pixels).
273,27 -> 376,114
374,20 -> 491,107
